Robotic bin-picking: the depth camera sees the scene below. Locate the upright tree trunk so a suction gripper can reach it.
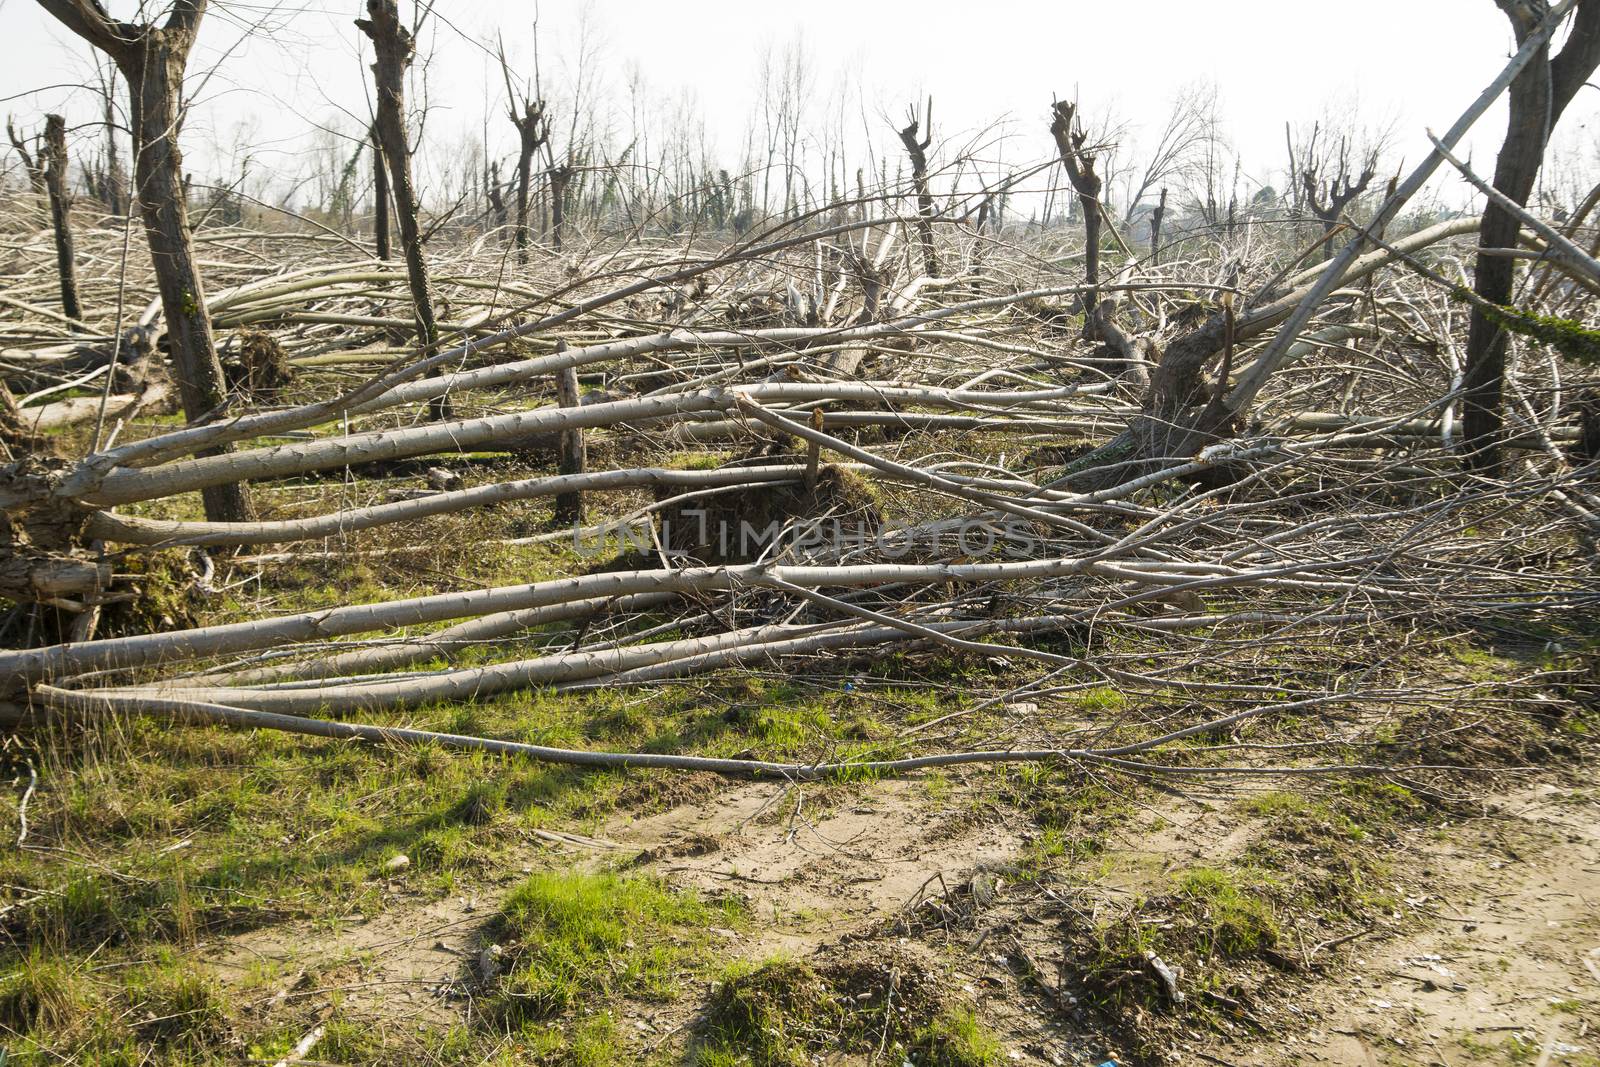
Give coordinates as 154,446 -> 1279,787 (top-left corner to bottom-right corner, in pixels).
509,100 -> 546,265
102,92 -> 127,216
358,0 -> 450,421
1150,187 -> 1167,266
897,100 -> 940,278
549,164 -> 572,252
1463,0 -> 1600,471
1050,101 -> 1104,334
371,124 -> 390,261
35,0 -> 253,522
120,33 -> 253,522
41,114 -> 82,326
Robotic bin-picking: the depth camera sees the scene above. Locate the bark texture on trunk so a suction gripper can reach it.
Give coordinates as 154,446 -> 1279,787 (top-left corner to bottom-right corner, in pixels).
1150,187 -> 1166,266
35,0 -> 253,523
41,114 -> 82,325
510,99 -> 547,264
1463,0 -> 1600,471
371,124 -> 390,261
1050,101 -> 1103,328
357,0 -> 450,420
897,100 -> 940,278
549,163 -> 572,252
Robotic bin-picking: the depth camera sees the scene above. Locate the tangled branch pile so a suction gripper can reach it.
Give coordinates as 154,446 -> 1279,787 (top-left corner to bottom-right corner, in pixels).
2,28 -> 1597,787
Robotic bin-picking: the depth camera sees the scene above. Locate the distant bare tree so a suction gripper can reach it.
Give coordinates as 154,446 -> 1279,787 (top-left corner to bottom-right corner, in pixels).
897,97 -> 939,278
371,123 -> 390,260
5,117 -> 45,198
548,160 -> 573,251
1149,186 -> 1168,264
485,159 -> 507,234
89,56 -> 127,215
1291,121 -> 1379,259
1121,81 -> 1219,224
497,37 -> 549,264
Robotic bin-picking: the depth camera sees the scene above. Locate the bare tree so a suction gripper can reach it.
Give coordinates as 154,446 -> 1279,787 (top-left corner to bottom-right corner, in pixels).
1462,0 -> 1600,469
1291,121 -> 1379,259
35,0 -> 252,523
1149,186 -> 1168,264
897,97 -> 939,278
1049,100 -> 1104,326
485,159 -> 507,234
6,117 -> 45,198
41,114 -> 81,324
497,37 -> 549,265
357,0 -> 450,420
1120,81 -> 1218,224
90,55 -> 127,215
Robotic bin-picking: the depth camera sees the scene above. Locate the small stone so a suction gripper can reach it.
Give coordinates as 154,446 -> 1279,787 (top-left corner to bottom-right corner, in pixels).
385,853 -> 411,873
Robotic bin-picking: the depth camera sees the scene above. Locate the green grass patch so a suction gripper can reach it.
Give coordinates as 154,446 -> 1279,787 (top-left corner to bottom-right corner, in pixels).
695,955 -> 1000,1067
493,868 -> 736,1022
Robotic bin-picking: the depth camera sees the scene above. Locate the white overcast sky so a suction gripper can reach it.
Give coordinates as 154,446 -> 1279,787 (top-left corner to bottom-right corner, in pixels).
1,1 -> 1597,209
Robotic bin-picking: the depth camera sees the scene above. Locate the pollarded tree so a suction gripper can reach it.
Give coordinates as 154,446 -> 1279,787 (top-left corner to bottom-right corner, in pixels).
1289,121 -> 1380,260
35,0 -> 251,522
496,38 -> 549,265
897,98 -> 939,278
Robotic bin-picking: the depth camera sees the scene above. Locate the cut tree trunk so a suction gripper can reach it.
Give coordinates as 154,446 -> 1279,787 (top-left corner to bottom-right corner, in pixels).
549,164 -> 572,252
553,344 -> 585,526
41,114 -> 82,326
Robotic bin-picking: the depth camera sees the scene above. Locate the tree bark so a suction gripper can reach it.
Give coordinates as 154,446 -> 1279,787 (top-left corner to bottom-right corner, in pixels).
1150,187 -> 1167,265
41,114 -> 82,326
1463,0 -> 1600,471
34,0 -> 254,523
549,163 -> 572,252
371,124 -> 390,261
357,0 -> 450,420
553,345 -> 585,526
897,99 -> 940,277
1050,101 -> 1103,329
509,100 -> 547,265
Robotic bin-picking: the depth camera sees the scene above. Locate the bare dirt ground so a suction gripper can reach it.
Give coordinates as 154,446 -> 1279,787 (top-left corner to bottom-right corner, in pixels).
198,766 -> 1600,1066
1212,782 -> 1599,1067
